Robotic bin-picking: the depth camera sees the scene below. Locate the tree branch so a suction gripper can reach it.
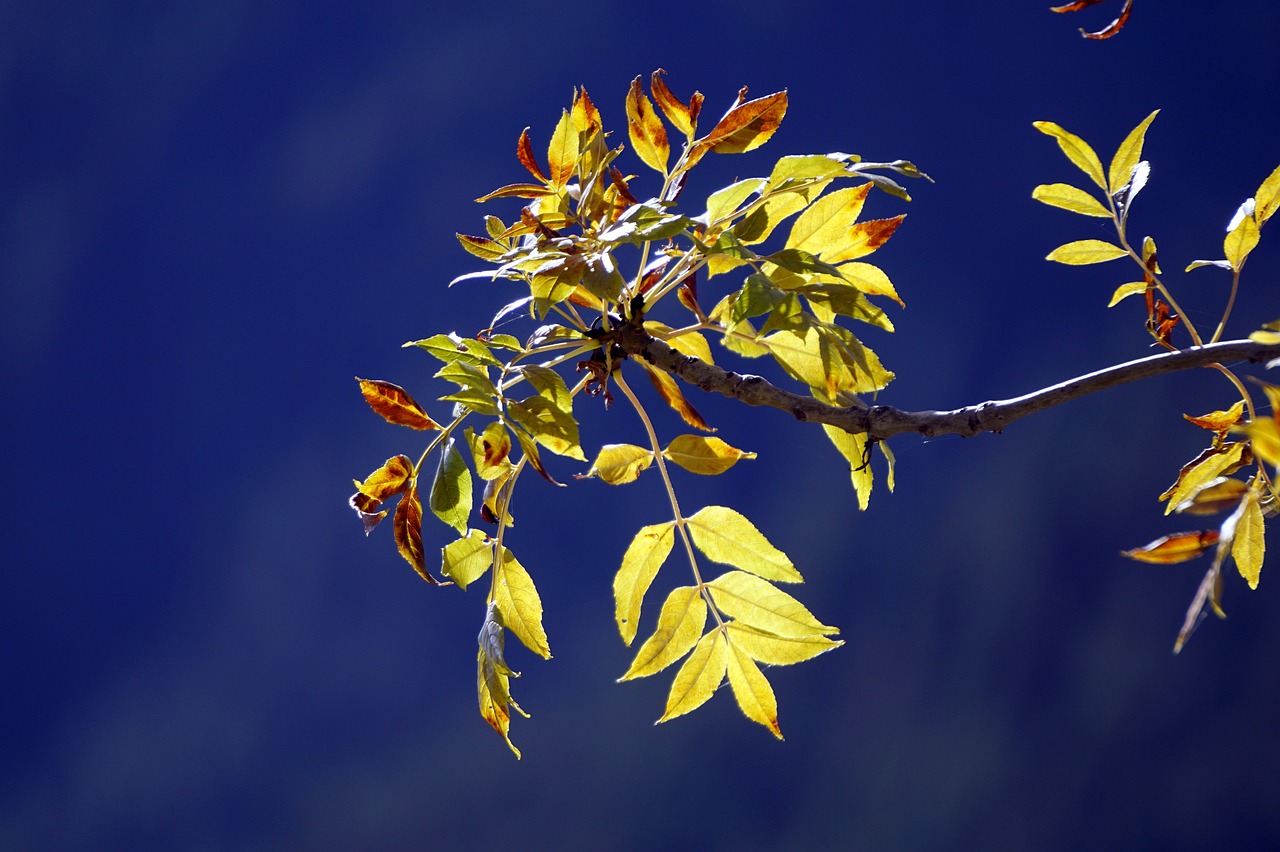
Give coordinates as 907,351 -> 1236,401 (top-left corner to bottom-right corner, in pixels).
612,323 -> 1280,441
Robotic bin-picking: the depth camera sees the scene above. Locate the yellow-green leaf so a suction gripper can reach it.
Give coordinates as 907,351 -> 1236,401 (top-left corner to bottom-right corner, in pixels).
725,622 -> 843,665
663,435 -> 756,475
1224,212 -> 1260,271
494,546 -> 550,658
626,76 -> 670,175
740,180 -> 831,246
546,109 -> 578,189
477,607 -> 528,759
647,323 -> 714,365
658,628 -> 728,723
1032,183 -> 1112,217
704,178 -> 765,229
506,396 -> 586,461
1161,443 -> 1249,514
614,522 -> 677,645
1246,418 -> 1280,468
685,506 -> 802,582
1109,110 -> 1159,192
823,424 -> 872,509
429,438 -> 472,535
1108,281 -> 1150,307
784,184 -> 872,257
1255,163 -> 1280,225
441,530 -> 493,590
834,262 -> 903,307
724,639 -> 781,739
620,586 -> 707,679
585,443 -> 654,485
1046,239 -> 1127,265
1033,120 -> 1107,190
1230,492 -> 1265,589
707,571 -> 837,637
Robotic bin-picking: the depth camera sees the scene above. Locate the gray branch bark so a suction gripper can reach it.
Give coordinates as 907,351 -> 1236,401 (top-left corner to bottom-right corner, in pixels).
611,323 -> 1280,441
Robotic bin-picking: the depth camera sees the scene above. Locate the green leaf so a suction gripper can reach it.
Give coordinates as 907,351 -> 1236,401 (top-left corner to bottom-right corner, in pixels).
494,546 -> 551,658
429,437 -> 472,534
1109,110 -> 1159,192
506,395 -> 585,461
707,571 -> 837,637
731,272 -> 784,323
613,521 -> 677,645
620,586 -> 707,679
658,628 -> 728,723
1045,239 -> 1127,265
1032,183 -> 1112,217
441,530 -> 493,590
407,333 -> 503,367
685,506 -> 802,582
1033,120 -> 1107,190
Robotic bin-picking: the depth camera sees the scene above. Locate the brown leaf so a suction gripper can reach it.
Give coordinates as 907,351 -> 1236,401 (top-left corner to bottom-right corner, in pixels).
1174,477 -> 1249,515
1051,0 -> 1135,39
1174,563 -> 1223,654
394,482 -> 440,584
1122,530 -> 1220,564
357,378 -> 441,430
516,127 -> 548,184
350,454 -> 414,534
698,89 -> 788,155
650,69 -> 697,138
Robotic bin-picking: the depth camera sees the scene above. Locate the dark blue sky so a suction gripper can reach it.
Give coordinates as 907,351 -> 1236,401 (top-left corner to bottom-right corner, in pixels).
4,2 -> 1280,849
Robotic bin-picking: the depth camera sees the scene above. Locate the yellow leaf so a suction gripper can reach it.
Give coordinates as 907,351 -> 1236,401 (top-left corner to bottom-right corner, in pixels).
1107,282 -> 1150,308
1121,530 -> 1221,564
685,506 -> 802,582
704,178 -> 765,229
725,622 -> 843,665
1183,400 -> 1245,433
1174,477 -> 1248,515
477,606 -> 529,759
506,395 -> 586,461
626,76 -> 670,175
1109,110 -> 1159,192
1224,213 -> 1260,271
725,639 -> 782,739
740,180 -> 832,246
1248,330 -> 1280,345
707,571 -> 838,638
620,586 -> 707,679
1246,418 -> 1280,468
663,435 -> 756,475
1032,183 -> 1112,217
1256,163 -> 1280,225
784,184 -> 872,257
586,443 -> 655,485
1230,492 -> 1265,589
468,421 -> 513,481
823,424 -> 873,509
613,522 -> 677,646
649,69 -> 697,139
1033,121 -> 1108,190
1161,443 -> 1249,514
830,261 -> 903,307
645,322 -> 715,365
494,547 -> 550,658
658,628 -> 728,723
546,109 -> 579,189
441,530 -> 493,590
823,216 -> 906,264
1046,239 -> 1127,265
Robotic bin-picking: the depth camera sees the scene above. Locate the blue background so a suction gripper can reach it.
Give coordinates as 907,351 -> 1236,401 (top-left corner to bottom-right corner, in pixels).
4,1 -> 1280,848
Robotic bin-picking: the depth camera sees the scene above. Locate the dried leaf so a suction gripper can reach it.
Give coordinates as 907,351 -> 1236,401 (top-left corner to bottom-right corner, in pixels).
1033,121 -> 1108,190
626,76 -> 670,175
395,482 -> 439,584
697,89 -> 788,156
659,628 -> 728,723
663,435 -> 757,476
620,586 -> 708,680
707,571 -> 837,638
1032,183 -> 1112,217
685,506 -> 802,583
1046,239 -> 1127,265
357,378 -> 441,430
1183,401 -> 1245,433
1174,477 -> 1248,515
650,69 -> 697,139
613,521 -> 677,646
1122,530 -> 1220,564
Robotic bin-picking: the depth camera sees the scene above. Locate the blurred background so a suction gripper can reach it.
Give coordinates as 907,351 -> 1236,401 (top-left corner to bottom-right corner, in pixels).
4,1 -> 1279,848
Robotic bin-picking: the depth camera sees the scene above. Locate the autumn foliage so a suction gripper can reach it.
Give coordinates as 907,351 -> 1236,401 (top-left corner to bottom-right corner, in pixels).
351,68 -> 1280,756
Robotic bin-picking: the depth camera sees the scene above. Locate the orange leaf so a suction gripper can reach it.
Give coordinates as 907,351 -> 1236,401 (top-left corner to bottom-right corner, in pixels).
1183,401 -> 1245,433
1122,530 -> 1221,564
638,360 -> 712,432
692,89 -> 788,165
1051,0 -> 1135,39
826,216 -> 906,263
394,482 -> 439,584
357,378 -> 441,430
571,87 -> 602,138
349,454 -> 414,534
516,127 -> 548,184
650,69 -> 698,138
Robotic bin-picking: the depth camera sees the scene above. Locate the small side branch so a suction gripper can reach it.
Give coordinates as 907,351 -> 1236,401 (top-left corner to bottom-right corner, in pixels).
611,323 -> 1280,441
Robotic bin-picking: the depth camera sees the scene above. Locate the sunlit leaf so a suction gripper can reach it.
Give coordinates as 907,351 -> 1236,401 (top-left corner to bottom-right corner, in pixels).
1230,492 -> 1265,589
546,109 -> 578,189
429,438 -> 472,534
626,76 -> 670,175
1248,330 -> 1280,346
1184,401 -> 1245,433
823,425 -> 873,510
707,571 -> 837,638
765,153 -> 852,190
1045,239 -> 1127,265
441,530 -> 493,590
823,216 -> 906,263
1032,183 -> 1112,217
1033,121 -> 1108,190
357,378 -> 442,430
584,443 -> 655,485
833,261 -> 904,307
1109,110 -> 1159,191
650,69 -> 698,139
467,422 -> 513,480
697,89 -> 788,156
663,435 -> 757,475
478,602 -> 528,759
658,628 -> 728,723
1256,163 -> 1280,225
1052,0 -> 1135,40
613,521 -> 677,646
1161,442 -> 1249,514
394,481 -> 439,584
1174,563 -> 1224,654
506,395 -> 586,461
784,184 -> 872,258
724,639 -> 782,739
620,586 -> 707,679
475,183 -> 555,202
685,506 -> 802,583
637,359 -> 713,432
645,322 -> 715,365
1107,281 -> 1149,308
350,454 -> 414,534
741,180 -> 832,246
407,333 -> 502,367
725,622 -> 843,665
1245,418 -> 1280,468
1121,530 -> 1220,564
1185,259 -> 1232,273
494,546 -> 550,658
1224,210 -> 1260,271
456,233 -> 509,261
1174,477 -> 1248,515
516,127 -> 548,183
